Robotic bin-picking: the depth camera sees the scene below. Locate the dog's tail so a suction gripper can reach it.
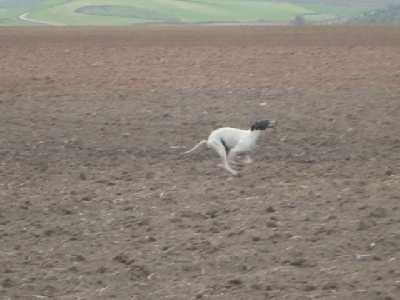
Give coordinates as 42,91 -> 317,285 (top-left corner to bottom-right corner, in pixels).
181,140 -> 207,154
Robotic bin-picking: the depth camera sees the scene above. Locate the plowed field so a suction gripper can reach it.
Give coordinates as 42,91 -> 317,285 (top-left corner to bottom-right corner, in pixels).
1,25 -> 400,299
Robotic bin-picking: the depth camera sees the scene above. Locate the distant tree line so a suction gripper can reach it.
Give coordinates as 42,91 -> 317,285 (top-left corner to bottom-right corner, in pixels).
282,0 -> 400,5
346,4 -> 400,24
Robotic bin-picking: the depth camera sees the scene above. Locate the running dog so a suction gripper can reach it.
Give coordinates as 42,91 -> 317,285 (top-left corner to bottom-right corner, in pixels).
182,119 -> 277,175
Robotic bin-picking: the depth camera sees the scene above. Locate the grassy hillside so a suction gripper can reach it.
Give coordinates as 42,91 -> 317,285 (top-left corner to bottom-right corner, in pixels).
0,0 -> 388,26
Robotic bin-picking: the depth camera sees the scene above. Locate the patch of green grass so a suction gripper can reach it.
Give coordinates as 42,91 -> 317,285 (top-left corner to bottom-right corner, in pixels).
82,276 -> 95,286
149,253 -> 163,261
243,264 -> 253,272
172,255 -> 189,262
296,188 -> 310,198
205,179 -> 213,191
354,267 -> 364,274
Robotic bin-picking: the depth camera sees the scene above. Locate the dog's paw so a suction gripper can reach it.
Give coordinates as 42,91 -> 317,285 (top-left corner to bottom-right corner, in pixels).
242,159 -> 253,164
231,171 -> 241,177
230,160 -> 244,166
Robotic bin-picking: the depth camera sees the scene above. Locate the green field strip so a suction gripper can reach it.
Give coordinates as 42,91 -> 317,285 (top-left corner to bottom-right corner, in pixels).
14,0 -> 315,25
0,0 -> 389,26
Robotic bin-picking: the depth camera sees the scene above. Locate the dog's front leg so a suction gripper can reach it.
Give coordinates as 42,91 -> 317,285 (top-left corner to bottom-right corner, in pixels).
227,149 -> 241,165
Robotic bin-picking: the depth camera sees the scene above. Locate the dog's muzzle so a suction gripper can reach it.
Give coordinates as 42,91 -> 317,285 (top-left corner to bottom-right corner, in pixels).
269,120 -> 277,130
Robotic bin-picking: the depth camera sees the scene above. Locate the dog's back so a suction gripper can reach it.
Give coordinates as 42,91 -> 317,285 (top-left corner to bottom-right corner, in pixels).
209,127 -> 247,149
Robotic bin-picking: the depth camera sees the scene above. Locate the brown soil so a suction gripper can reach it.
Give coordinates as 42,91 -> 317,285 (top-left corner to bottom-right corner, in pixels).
1,25 -> 400,300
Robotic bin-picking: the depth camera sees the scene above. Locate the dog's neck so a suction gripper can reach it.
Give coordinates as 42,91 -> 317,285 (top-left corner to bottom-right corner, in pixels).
248,128 -> 262,140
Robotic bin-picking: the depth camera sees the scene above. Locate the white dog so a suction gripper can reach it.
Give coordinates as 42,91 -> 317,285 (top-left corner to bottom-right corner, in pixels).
182,120 -> 277,175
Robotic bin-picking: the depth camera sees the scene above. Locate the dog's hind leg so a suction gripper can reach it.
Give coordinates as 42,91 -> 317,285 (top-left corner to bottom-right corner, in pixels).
209,141 -> 238,175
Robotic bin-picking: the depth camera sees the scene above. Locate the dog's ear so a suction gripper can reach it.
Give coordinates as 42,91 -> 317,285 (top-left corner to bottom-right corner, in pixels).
251,122 -> 259,131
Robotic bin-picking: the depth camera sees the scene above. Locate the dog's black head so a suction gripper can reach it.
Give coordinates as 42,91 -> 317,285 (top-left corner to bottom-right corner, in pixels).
250,119 -> 277,131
